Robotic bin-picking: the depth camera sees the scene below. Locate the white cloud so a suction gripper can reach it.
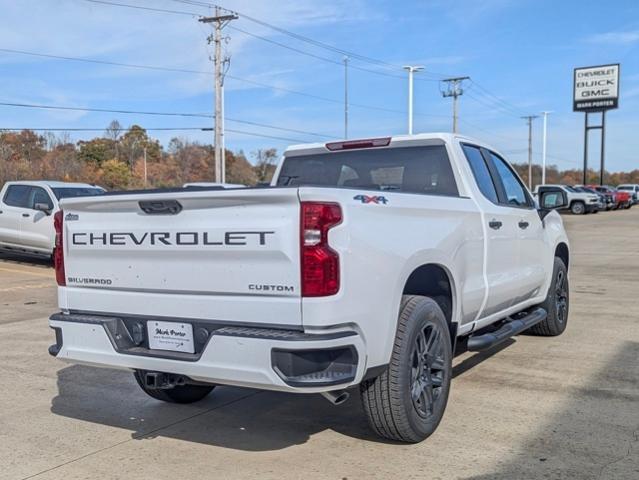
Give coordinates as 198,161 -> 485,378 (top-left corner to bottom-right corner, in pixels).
586,30 -> 639,45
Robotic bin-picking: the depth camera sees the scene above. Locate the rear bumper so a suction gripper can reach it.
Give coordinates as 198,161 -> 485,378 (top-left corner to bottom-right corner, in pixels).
49,312 -> 366,393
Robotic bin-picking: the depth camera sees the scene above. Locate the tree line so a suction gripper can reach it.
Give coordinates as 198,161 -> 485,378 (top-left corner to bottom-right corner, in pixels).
0,122 -> 637,190
0,121 -> 278,189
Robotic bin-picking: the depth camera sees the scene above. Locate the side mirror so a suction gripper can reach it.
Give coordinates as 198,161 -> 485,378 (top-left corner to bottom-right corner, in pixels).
34,203 -> 53,215
538,190 -> 567,220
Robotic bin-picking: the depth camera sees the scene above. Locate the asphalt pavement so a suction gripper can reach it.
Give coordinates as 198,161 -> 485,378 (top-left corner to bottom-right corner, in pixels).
0,209 -> 637,479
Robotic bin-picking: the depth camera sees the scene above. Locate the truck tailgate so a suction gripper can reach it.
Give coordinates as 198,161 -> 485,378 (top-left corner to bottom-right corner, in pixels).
59,188 -> 302,327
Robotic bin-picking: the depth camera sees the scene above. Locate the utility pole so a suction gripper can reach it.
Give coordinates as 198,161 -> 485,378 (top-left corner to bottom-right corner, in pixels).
343,56 -> 349,139
441,76 -> 470,133
143,146 -> 147,188
521,115 -> 538,189
403,66 -> 423,135
199,7 -> 237,183
541,111 -> 552,185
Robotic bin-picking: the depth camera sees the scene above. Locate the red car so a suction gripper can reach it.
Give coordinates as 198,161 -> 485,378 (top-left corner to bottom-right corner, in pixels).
586,185 -> 632,210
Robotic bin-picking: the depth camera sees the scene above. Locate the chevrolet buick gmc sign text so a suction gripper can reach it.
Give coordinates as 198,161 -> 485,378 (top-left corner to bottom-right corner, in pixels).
573,64 -> 620,112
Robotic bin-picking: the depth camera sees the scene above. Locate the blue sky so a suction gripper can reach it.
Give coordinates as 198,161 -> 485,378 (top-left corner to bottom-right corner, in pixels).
0,0 -> 638,172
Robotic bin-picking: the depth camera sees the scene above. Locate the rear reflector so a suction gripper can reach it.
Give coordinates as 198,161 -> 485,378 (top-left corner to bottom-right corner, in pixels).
325,137 -> 391,151
53,210 -> 66,286
300,202 -> 342,297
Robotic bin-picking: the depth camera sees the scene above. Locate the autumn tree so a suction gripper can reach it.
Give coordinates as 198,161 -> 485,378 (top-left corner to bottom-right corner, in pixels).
252,148 -> 278,183
226,150 -> 257,185
100,159 -> 132,190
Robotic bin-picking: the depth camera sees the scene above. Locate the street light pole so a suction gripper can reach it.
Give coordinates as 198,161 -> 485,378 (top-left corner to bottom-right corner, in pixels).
521,115 -> 539,189
343,56 -> 349,139
541,111 -> 552,185
403,66 -> 423,135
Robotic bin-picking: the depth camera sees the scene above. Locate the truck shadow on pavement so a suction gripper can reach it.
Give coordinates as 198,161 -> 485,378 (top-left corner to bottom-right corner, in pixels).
0,251 -> 51,267
463,341 -> 639,480
49,340 -> 520,451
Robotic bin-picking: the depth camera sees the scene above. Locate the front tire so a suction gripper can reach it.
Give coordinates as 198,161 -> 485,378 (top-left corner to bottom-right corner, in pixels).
528,257 -> 569,336
360,295 -> 452,443
570,201 -> 585,215
133,370 -> 215,404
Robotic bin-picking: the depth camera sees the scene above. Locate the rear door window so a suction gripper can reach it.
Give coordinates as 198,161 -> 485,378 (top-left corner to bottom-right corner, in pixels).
488,152 -> 532,208
277,145 -> 459,196
3,185 -> 31,208
462,144 -> 498,203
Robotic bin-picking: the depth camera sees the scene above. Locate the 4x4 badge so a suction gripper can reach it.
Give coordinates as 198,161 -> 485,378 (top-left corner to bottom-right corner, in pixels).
353,195 -> 388,204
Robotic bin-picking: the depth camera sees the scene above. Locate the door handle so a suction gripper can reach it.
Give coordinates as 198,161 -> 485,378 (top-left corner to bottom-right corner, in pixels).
22,213 -> 30,218
488,219 -> 502,230
518,221 -> 530,229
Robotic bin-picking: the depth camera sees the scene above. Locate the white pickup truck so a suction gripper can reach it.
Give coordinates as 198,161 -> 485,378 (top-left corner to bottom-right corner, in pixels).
49,134 -> 570,443
0,181 -> 104,257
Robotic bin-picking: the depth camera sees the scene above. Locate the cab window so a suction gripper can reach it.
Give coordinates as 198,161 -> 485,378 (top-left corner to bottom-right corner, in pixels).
3,185 -> 31,208
488,152 -> 532,208
462,144 -> 498,203
29,187 -> 54,210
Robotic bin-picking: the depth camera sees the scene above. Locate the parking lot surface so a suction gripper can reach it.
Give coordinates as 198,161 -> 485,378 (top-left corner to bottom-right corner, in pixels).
1,210 -> 638,480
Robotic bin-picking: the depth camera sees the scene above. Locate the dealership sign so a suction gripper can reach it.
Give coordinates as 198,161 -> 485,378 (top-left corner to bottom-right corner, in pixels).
573,64 -> 620,111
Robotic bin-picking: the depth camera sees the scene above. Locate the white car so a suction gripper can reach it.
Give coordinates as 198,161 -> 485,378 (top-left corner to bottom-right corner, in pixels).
49,134 -> 570,443
533,184 -> 600,214
0,181 -> 104,256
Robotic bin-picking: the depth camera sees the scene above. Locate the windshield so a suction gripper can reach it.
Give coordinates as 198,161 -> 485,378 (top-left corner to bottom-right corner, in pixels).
617,186 -> 632,190
51,187 -> 105,200
277,145 -> 459,196
564,185 -> 579,193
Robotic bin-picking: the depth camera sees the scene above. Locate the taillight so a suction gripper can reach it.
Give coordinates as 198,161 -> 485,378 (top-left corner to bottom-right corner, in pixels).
53,210 -> 66,286
300,202 -> 342,297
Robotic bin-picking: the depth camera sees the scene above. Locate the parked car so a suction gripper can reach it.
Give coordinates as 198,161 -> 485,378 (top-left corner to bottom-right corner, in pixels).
572,186 -> 605,210
0,181 -> 105,257
586,185 -> 631,210
49,133 -> 571,443
617,184 -> 639,204
577,185 -> 615,210
533,184 -> 599,214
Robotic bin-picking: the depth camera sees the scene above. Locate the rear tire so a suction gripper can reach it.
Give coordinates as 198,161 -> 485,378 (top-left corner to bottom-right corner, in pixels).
133,370 -> 215,404
570,201 -> 585,215
528,257 -> 569,336
360,295 -> 452,443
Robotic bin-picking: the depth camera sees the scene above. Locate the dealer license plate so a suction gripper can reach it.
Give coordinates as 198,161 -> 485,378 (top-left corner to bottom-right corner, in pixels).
147,321 -> 195,354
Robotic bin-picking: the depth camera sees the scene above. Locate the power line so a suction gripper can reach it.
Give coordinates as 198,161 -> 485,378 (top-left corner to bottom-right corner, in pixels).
0,47 -> 449,118
82,0 -> 197,16
169,0 -> 409,71
468,80 -> 527,117
0,126 -> 306,143
228,25 -> 434,82
81,0 -> 443,82
0,47 -> 210,75
0,127 -> 207,131
0,101 -> 334,138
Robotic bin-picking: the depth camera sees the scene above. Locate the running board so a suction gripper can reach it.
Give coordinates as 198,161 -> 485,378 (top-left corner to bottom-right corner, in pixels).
467,308 -> 547,352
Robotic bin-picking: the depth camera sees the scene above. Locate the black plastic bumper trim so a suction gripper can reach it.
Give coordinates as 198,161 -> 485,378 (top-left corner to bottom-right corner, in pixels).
49,312 -> 357,362
48,327 -> 63,357
271,346 -> 359,388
